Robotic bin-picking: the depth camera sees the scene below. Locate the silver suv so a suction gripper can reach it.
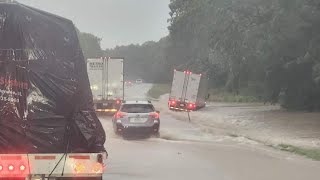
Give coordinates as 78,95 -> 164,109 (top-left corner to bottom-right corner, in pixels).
112,100 -> 160,137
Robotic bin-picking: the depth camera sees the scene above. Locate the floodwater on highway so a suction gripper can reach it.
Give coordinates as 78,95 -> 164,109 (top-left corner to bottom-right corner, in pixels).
101,83 -> 320,180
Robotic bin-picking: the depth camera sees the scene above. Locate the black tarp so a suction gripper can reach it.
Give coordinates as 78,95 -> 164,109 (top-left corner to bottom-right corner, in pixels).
0,2 -> 106,153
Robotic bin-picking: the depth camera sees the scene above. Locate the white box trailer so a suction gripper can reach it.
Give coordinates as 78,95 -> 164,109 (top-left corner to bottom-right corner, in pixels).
169,70 -> 208,111
87,57 -> 124,113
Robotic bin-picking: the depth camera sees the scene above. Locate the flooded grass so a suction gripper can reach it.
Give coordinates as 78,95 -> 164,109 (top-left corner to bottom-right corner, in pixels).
228,133 -> 239,138
278,144 -> 320,161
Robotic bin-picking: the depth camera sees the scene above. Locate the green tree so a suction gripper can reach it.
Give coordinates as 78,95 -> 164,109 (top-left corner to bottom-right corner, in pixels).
78,32 -> 103,59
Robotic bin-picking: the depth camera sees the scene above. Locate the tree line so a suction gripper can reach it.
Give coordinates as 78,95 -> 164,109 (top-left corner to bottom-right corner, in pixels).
79,0 -> 320,111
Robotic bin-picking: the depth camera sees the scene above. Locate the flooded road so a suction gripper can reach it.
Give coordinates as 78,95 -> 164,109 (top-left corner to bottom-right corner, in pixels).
101,84 -> 320,180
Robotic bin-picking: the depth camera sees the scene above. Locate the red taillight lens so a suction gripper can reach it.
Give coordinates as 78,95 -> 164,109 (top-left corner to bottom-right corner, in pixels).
149,112 -> 160,119
188,103 -> 196,109
170,100 -> 176,106
115,112 -> 126,119
0,165 -> 3,171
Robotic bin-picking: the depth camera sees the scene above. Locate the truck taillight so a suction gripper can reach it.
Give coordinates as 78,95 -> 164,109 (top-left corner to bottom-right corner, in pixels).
149,112 -> 160,119
0,165 -> 2,171
74,163 -> 85,173
92,162 -> 104,173
170,100 -> 176,105
188,103 -> 196,109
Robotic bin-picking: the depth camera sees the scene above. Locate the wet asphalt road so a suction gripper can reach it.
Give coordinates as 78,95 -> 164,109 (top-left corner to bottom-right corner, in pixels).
101,84 -> 320,180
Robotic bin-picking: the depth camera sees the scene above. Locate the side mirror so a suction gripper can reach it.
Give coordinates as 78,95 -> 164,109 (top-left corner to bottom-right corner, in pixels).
156,110 -> 160,114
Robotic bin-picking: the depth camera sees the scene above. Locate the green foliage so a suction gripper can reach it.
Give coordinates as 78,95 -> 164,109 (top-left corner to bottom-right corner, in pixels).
78,32 -> 103,59
147,84 -> 171,99
104,38 -> 170,83
81,0 -> 320,110
209,88 -> 261,103
167,0 -> 320,110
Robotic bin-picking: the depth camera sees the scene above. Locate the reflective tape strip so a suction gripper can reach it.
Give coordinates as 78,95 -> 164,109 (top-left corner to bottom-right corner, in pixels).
69,155 -> 90,160
35,156 -> 56,160
1,156 -> 22,160
96,109 -> 117,112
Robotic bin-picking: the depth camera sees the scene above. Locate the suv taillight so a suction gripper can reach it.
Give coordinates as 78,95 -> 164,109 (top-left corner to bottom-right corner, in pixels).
149,112 -> 160,119
115,111 -> 126,119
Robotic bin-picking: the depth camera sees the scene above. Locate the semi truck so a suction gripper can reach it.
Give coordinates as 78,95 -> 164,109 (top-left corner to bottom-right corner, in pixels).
0,2 -> 106,179
168,70 -> 209,111
87,57 -> 124,113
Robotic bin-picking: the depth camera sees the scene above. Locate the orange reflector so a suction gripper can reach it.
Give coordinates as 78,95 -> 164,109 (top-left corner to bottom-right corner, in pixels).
92,163 -> 103,173
35,156 -> 56,160
1,156 -> 22,160
97,109 -> 117,112
69,155 -> 90,160
74,163 -> 85,173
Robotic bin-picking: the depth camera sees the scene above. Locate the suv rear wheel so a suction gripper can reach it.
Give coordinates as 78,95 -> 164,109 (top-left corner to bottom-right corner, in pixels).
152,132 -> 160,138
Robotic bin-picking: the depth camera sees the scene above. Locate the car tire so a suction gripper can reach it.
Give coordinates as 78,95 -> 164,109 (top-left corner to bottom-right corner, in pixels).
152,132 -> 160,138
113,127 -> 121,136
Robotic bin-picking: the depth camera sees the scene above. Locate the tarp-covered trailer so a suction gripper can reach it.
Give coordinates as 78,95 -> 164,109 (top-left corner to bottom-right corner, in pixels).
0,1 -> 106,179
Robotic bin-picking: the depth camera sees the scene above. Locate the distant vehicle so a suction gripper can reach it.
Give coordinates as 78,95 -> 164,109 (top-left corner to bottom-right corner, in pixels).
125,81 -> 133,86
135,79 -> 143,84
169,70 -> 209,111
112,100 -> 160,137
87,57 -> 124,114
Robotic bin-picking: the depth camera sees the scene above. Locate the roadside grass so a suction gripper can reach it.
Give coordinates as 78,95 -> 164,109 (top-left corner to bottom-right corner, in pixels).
225,134 -> 320,161
277,144 -> 320,161
209,88 -> 262,103
147,84 -> 171,99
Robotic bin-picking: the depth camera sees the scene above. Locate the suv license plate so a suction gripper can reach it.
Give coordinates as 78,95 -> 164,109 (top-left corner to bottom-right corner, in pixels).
130,118 -> 147,123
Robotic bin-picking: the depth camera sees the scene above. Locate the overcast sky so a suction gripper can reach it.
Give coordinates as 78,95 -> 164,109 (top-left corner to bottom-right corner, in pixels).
17,0 -> 170,49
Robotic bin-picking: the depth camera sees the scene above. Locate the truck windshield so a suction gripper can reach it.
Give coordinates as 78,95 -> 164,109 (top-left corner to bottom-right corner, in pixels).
120,104 -> 154,113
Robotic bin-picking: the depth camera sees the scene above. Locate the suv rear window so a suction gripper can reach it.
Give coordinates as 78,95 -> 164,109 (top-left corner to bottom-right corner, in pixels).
120,104 -> 155,113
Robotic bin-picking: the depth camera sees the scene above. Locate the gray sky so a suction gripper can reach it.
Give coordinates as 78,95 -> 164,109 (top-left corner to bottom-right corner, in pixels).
17,0 -> 170,49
